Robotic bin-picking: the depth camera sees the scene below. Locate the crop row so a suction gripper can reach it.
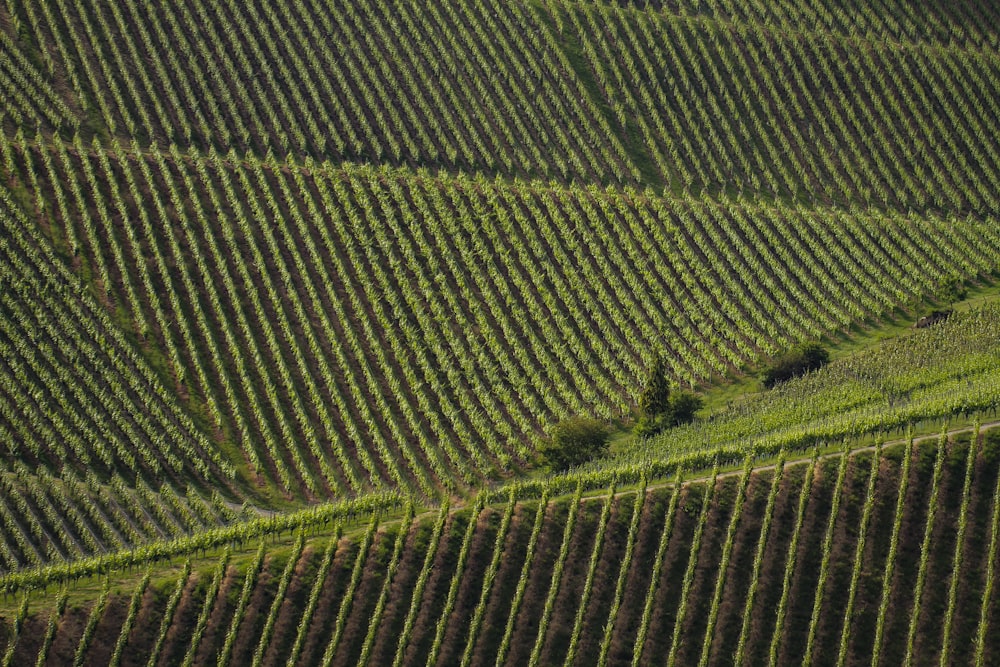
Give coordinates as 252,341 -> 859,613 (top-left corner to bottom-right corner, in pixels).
3,433 -> 999,664
562,0 -> 1000,50
0,0 -> 632,182
6,141 -> 996,498
0,189 -> 247,572
550,1 -> 1000,212
6,0 -> 1000,203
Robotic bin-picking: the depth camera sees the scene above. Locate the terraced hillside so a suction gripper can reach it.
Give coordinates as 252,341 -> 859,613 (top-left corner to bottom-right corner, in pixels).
0,0 -> 999,664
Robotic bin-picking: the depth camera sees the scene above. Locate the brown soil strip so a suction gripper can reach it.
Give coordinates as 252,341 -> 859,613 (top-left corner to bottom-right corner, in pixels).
706,470 -> 772,664
430,507 -> 502,667
156,570 -> 203,666
807,450 -> 872,663
192,564 -> 239,666
910,437 -> 973,663
296,538 -> 357,667
774,457 -> 839,664
366,520 -> 442,666
842,453 -> 905,664
604,486 -> 672,665
872,439 -> 940,666
636,485 -> 698,664
228,556 -> 276,666
468,504 -> 534,667
537,499 -> 602,666
261,546 -> 316,666
673,476 -> 740,665
501,501 -> 568,666
329,529 -> 393,665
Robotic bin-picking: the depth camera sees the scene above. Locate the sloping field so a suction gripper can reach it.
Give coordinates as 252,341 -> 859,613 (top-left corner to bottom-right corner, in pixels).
545,1 -> 1000,210
3,429 -> 1000,665
3,141 -> 998,500
0,0 -> 999,663
0,191 -> 239,573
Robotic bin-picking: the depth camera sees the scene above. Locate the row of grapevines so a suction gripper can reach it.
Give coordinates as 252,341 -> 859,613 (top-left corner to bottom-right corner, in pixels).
596,476 -> 647,666
493,491 -> 549,667
834,442 -> 884,666
250,533 -> 305,667
869,432 -> 913,664
356,502 -> 416,665
11,140 -> 997,498
552,2 -> 1000,212
564,485 -> 615,664
801,443 -> 854,666
391,502 -> 450,667
767,450 -> 820,663
733,454 -> 786,664
631,468 -> 684,665
697,456 -> 754,665
33,587 -> 68,667
527,482 -> 584,666
108,571 -> 150,667
459,493 -> 517,666
4,0 -> 633,182
72,578 -> 110,666
181,549 -> 231,667
284,526 -> 342,667
320,516 -> 380,666
145,561 -> 191,667
665,462 -> 721,666
938,424 -> 982,663
217,541 -> 265,666
901,430 -> 952,666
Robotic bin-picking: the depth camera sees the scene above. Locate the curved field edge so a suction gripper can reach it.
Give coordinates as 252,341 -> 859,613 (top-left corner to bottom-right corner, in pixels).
0,414 -> 995,598
0,300 -> 997,586
4,141 -> 998,501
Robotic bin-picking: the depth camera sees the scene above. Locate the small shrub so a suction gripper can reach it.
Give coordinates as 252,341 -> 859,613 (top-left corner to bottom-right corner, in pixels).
540,417 -> 609,472
668,391 -> 703,425
762,343 -> 830,389
633,391 -> 703,438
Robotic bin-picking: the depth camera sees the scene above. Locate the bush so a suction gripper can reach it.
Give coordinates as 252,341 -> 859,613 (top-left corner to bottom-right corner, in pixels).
539,417 -> 610,472
669,391 -> 703,425
633,391 -> 703,438
762,343 -> 830,389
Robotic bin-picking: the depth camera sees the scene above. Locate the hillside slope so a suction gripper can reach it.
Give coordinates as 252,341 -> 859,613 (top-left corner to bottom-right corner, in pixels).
3,429 -> 999,665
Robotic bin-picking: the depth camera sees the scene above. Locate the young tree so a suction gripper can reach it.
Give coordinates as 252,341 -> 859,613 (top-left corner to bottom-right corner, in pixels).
635,355 -> 702,437
638,355 -> 671,418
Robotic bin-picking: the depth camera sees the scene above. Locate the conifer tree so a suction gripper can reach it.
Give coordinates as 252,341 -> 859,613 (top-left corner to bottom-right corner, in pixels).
638,355 -> 670,418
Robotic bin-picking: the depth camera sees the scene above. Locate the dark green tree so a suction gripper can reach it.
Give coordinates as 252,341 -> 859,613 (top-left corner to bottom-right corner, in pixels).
936,275 -> 967,305
638,355 -> 671,418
